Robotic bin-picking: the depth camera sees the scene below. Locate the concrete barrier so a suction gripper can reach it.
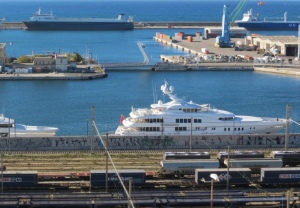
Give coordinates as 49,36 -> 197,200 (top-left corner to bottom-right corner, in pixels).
0,134 -> 299,151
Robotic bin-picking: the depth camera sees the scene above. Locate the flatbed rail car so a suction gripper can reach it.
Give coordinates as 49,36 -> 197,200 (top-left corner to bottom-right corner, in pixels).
270,151 -> 300,166
224,158 -> 283,173
163,152 -> 210,160
218,151 -> 265,167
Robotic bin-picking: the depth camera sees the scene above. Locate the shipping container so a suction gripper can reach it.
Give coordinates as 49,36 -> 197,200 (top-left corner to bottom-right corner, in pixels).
195,168 -> 251,186
260,167 -> 300,185
218,151 -> 265,167
163,152 -> 210,160
2,171 -> 37,187
270,151 -> 300,166
160,159 -> 220,175
224,158 -> 283,173
90,169 -> 145,187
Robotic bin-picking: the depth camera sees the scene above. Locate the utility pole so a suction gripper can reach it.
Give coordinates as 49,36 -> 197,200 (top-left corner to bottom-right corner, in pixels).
91,106 -> 95,154
285,104 -> 290,151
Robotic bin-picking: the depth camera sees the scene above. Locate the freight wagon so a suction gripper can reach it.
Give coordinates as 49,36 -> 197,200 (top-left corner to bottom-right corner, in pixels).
218,151 -> 265,167
270,151 -> 300,166
1,171 -> 38,188
195,168 -> 252,186
163,152 -> 210,160
260,167 -> 300,186
160,159 -> 220,176
224,158 -> 283,173
90,169 -> 145,187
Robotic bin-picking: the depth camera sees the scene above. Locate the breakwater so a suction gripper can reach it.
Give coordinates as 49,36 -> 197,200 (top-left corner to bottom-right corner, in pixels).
2,22 -> 225,30
1,134 -> 299,151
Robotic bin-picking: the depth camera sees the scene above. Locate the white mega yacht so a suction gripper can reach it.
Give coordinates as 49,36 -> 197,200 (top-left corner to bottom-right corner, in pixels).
0,114 -> 58,137
115,81 -> 287,136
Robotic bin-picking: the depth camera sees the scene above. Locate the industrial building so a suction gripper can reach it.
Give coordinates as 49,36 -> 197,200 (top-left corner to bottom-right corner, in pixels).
245,35 -> 299,56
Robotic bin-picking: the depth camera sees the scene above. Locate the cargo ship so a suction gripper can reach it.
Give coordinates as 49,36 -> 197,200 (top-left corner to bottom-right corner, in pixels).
22,8 -> 134,30
235,9 -> 299,30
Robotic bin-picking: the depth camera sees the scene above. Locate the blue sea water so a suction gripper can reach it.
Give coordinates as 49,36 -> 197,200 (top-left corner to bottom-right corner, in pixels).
0,0 -> 299,136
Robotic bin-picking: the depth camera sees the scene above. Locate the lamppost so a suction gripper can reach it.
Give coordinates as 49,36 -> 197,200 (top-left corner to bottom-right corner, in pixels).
201,173 -> 220,208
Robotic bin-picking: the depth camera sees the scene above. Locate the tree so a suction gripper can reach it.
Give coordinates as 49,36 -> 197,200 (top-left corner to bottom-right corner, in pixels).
17,55 -> 32,63
67,52 -> 83,63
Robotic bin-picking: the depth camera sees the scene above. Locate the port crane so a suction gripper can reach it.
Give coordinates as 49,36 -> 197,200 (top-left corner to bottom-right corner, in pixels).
215,0 -> 248,48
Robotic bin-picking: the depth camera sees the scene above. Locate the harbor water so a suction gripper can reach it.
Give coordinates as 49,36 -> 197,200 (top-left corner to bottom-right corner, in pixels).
0,0 -> 299,136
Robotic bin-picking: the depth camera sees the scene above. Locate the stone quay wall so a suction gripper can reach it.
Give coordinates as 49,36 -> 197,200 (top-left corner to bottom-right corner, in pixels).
0,134 -> 300,151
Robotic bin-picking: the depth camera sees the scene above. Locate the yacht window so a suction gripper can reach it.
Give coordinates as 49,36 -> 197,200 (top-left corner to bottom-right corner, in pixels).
194,119 -> 202,123
234,128 -> 236,131
175,127 -> 187,131
188,119 -> 191,123
0,124 -> 13,128
224,128 -> 226,131
238,128 -> 240,131
180,119 -> 183,123
184,119 -> 187,123
242,127 -> 244,131
176,119 -> 179,123
228,128 -> 230,131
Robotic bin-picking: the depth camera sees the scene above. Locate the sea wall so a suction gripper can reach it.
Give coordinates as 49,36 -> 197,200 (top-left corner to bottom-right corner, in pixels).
0,134 -> 300,151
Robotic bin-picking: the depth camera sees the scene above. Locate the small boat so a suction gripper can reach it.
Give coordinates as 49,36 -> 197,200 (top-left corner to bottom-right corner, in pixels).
22,8 -> 134,31
0,114 -> 58,137
257,1 -> 265,6
235,9 -> 300,30
115,81 -> 287,136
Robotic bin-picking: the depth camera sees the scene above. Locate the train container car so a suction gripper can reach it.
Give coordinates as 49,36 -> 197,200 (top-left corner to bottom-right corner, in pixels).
195,168 -> 251,186
260,167 -> 300,185
163,152 -> 210,160
1,171 -> 38,187
224,158 -> 283,173
90,169 -> 145,187
270,151 -> 300,166
218,151 -> 264,167
160,159 -> 220,175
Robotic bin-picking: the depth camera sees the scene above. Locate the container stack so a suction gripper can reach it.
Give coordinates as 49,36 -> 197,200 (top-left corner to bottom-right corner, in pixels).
156,33 -> 173,42
176,32 -> 185,40
187,36 -> 193,42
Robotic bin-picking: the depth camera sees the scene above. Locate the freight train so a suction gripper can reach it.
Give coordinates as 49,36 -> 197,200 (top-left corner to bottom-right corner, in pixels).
160,151 -> 300,176
1,151 -> 300,189
3,167 -> 300,189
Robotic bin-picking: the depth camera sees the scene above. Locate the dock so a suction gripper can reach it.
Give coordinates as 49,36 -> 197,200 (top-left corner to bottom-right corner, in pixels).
153,32 -> 300,75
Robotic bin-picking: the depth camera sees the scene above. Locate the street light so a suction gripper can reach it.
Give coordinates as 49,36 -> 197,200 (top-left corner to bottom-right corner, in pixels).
201,173 -> 220,208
